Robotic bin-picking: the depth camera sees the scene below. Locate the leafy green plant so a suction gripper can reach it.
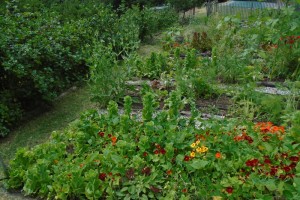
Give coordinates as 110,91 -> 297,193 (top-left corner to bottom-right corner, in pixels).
88,44 -> 128,107
5,93 -> 300,199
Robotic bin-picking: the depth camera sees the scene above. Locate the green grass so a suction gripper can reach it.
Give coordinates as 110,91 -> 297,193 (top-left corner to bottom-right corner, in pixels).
0,85 -> 96,164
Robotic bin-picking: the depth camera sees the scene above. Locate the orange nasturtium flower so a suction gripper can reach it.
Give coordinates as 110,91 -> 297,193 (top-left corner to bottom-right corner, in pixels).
215,152 -> 221,159
166,170 -> 172,175
111,136 -> 117,145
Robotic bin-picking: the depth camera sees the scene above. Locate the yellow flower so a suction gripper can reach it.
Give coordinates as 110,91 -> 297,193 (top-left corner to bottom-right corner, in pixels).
190,151 -> 196,158
196,147 -> 202,153
190,143 -> 196,148
202,146 -> 208,152
196,140 -> 200,145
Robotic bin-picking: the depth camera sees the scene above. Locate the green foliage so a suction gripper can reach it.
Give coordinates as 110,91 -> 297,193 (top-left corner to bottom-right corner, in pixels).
0,91 -> 22,137
230,85 -> 299,124
6,93 -> 300,199
88,44 -> 127,107
139,7 -> 179,41
207,8 -> 300,83
0,0 -> 179,135
0,6 -> 92,134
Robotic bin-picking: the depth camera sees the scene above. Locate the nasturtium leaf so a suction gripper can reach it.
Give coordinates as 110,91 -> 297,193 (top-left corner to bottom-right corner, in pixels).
176,154 -> 184,165
278,181 -> 284,195
262,142 -> 273,153
293,178 -> 300,192
111,154 -> 122,164
265,180 -> 276,191
296,162 -> 300,173
189,160 -> 209,169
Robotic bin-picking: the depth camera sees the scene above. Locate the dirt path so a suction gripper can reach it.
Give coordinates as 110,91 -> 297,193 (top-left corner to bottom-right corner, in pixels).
0,187 -> 35,200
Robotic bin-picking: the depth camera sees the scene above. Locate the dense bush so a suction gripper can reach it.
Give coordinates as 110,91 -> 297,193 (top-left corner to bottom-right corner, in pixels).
0,0 -> 178,136
0,91 -> 22,137
0,8 -> 93,136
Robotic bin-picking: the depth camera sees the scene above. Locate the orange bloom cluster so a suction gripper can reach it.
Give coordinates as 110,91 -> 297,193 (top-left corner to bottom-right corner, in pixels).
255,122 -> 285,134
111,136 -> 117,145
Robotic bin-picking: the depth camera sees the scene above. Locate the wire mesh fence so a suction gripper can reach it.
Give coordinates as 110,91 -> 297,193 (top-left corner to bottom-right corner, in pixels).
206,0 -> 287,17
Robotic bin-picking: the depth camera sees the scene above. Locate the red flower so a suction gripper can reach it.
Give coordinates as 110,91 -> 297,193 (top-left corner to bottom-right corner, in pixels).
246,159 -> 259,167
155,144 -> 161,149
264,158 -> 271,165
226,187 -> 233,194
98,173 -> 106,181
290,162 -> 297,169
160,148 -> 166,155
283,166 -> 291,172
108,134 -> 112,138
279,174 -> 287,180
287,173 -> 295,179
141,167 -> 151,176
244,135 -> 253,144
270,167 -> 278,176
262,135 -> 271,142
281,153 -> 289,158
182,188 -> 188,193
166,170 -> 172,175
215,152 -> 221,159
98,131 -> 104,137
289,156 -> 299,162
154,150 -> 160,155
150,186 -> 161,193
184,155 -> 190,161
143,152 -> 148,157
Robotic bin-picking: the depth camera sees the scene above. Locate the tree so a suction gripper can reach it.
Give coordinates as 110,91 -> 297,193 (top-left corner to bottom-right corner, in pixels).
168,0 -> 205,16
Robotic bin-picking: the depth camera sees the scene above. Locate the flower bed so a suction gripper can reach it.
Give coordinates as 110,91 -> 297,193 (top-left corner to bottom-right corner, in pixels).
5,94 -> 300,199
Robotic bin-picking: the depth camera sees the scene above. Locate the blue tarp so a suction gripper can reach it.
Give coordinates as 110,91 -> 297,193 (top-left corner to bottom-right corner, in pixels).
222,1 -> 284,8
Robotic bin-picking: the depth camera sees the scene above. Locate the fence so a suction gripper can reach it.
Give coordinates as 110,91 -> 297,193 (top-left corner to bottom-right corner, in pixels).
206,0 -> 287,17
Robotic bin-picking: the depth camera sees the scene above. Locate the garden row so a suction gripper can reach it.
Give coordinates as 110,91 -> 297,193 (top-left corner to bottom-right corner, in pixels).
89,7 -> 300,125
5,93 -> 300,199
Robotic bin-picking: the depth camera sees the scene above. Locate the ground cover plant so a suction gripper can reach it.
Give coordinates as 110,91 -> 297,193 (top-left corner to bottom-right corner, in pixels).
4,94 -> 300,199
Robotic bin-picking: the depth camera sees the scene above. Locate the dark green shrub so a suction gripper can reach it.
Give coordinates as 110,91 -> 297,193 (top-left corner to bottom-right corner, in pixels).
0,5 -> 94,135
0,91 -> 22,137
139,7 -> 178,41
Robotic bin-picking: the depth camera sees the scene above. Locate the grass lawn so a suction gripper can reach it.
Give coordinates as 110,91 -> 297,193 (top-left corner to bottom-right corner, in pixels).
0,86 -> 96,164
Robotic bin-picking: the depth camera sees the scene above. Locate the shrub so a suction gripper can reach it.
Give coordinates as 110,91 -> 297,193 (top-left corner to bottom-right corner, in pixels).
0,91 -> 22,137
